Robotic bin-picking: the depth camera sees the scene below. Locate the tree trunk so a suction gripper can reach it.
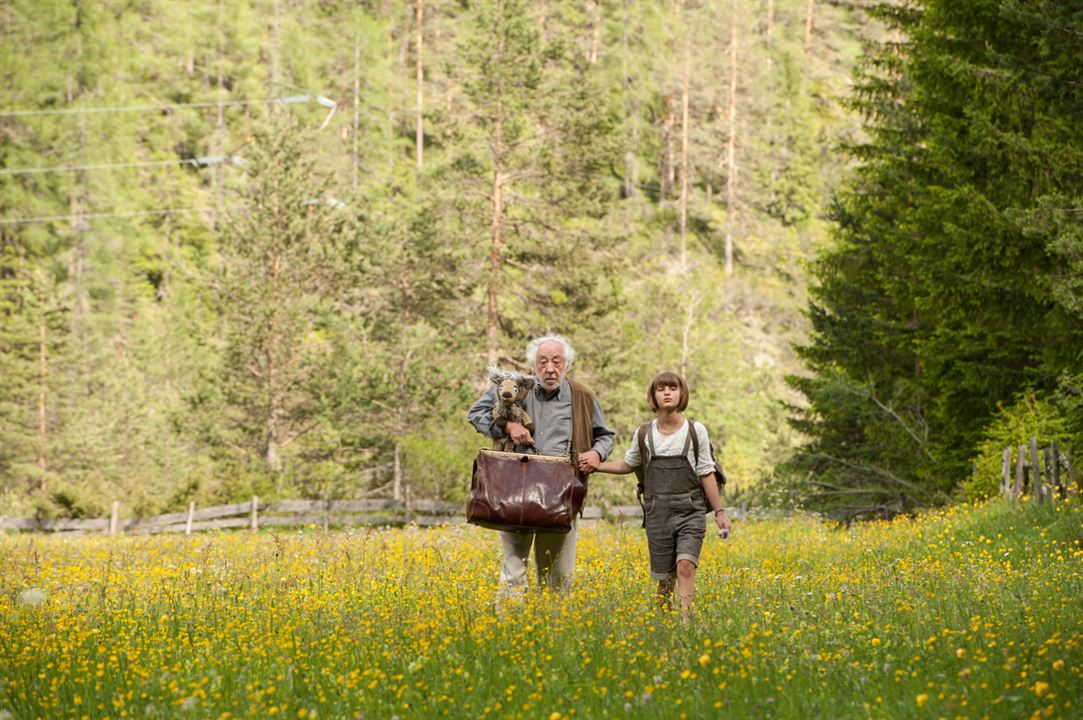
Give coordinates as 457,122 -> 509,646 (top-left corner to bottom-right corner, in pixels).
212,0 -> 226,227
487,0 -> 507,365
392,438 -> 403,501
271,0 -> 281,95
804,0 -> 814,56
765,0 -> 774,132
588,0 -> 601,65
37,281 -> 47,492
766,0 -> 773,73
265,305 -> 283,479
621,0 -> 638,212
67,26 -> 90,317
265,249 -> 284,476
393,297 -> 413,500
353,29 -> 361,189
385,0 -> 395,172
415,0 -> 424,170
265,416 -> 281,474
679,293 -> 699,377
678,7 -> 690,269
488,156 -> 503,364
724,3 -> 738,275
660,92 -> 676,203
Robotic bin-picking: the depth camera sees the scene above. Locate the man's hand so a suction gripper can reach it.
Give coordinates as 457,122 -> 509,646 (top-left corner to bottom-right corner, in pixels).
577,450 -> 601,474
504,421 -> 533,447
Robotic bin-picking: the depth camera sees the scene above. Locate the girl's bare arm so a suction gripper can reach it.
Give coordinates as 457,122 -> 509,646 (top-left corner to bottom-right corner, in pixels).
595,459 -> 635,475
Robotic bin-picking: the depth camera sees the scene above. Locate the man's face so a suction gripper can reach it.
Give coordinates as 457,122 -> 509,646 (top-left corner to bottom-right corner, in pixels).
534,341 -> 567,391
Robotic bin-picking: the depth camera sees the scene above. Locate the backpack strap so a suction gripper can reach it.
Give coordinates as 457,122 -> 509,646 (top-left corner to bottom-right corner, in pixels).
634,422 -> 651,488
633,422 -> 651,527
684,417 -> 727,491
687,419 -> 702,467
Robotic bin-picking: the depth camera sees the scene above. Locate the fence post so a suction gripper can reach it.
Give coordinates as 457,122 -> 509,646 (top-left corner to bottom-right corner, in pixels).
1000,447 -> 1012,499
109,501 -> 120,536
1050,441 -> 1063,499
1043,445 -> 1054,502
1067,448 -> 1080,495
1030,438 -> 1046,503
250,495 -> 259,532
185,501 -> 195,536
1014,445 -> 1026,500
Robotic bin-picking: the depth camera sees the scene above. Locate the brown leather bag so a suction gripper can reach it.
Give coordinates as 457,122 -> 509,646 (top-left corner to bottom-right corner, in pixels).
468,449 -> 586,533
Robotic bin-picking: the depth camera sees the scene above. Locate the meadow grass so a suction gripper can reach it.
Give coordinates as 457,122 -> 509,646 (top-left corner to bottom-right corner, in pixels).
1,499 -> 1080,719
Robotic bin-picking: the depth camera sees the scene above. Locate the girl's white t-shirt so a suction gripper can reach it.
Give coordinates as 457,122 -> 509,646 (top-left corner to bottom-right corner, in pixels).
623,419 -> 715,477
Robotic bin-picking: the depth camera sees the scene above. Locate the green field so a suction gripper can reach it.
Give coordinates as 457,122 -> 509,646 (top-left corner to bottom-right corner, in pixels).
2,500 -> 1081,719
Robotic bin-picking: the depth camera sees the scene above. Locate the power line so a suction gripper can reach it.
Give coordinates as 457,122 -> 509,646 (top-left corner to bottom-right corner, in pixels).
1,94 -> 337,132
0,196 -> 345,226
0,155 -> 245,177
1,99 -> 262,117
0,94 -> 338,124
0,206 -> 242,226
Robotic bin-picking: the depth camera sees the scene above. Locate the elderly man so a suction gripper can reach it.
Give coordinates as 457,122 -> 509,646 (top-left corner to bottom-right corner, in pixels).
467,334 -> 615,593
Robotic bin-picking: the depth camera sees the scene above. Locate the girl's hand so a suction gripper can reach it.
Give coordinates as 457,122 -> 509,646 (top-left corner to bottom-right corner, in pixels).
714,510 -> 731,539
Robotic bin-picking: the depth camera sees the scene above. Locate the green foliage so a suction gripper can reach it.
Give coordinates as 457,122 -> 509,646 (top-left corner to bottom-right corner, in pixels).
784,368 -> 951,521
441,0 -> 624,361
212,114 -> 353,482
962,394 -> 1069,501
0,0 -> 877,516
787,0 -> 1083,518
400,422 -> 480,502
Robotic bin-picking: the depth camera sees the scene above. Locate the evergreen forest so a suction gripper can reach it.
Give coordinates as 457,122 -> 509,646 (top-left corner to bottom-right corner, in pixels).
1,0 -> 1080,521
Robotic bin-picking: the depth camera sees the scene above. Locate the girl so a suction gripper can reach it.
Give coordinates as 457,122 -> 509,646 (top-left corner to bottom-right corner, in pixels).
595,371 -> 730,614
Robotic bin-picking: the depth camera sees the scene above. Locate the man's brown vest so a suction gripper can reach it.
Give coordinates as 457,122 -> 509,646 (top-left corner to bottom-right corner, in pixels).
568,378 -> 597,481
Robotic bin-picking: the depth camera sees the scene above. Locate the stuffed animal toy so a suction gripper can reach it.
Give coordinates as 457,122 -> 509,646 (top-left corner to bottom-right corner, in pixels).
488,365 -> 535,451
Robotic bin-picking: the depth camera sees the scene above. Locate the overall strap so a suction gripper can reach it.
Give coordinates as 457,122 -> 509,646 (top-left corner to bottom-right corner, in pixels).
646,420 -> 693,458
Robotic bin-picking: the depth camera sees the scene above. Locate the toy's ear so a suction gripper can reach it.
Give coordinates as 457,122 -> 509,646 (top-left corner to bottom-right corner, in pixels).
487,365 -> 503,384
520,375 -> 535,391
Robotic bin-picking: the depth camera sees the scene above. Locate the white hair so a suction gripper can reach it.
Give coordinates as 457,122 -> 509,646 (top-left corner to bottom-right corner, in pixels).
526,334 -> 575,369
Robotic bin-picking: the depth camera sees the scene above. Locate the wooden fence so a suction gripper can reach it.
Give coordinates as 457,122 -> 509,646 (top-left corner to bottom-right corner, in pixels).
0,497 -> 647,536
1000,438 -> 1077,503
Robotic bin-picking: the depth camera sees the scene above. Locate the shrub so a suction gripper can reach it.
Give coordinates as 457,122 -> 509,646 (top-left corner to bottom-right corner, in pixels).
962,393 -> 1068,500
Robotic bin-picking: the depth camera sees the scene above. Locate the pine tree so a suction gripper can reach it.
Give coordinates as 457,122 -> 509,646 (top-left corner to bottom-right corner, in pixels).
209,115 -> 352,489
442,0 -> 622,365
787,0 -> 1083,518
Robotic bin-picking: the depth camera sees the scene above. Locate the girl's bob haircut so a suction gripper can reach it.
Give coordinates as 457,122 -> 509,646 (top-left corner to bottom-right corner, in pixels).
647,371 -> 689,412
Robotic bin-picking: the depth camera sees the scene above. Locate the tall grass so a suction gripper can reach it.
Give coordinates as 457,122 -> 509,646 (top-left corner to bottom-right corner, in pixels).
1,499 -> 1080,719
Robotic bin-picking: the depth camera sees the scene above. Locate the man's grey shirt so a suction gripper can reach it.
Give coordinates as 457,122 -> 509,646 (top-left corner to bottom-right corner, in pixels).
467,377 -> 615,460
